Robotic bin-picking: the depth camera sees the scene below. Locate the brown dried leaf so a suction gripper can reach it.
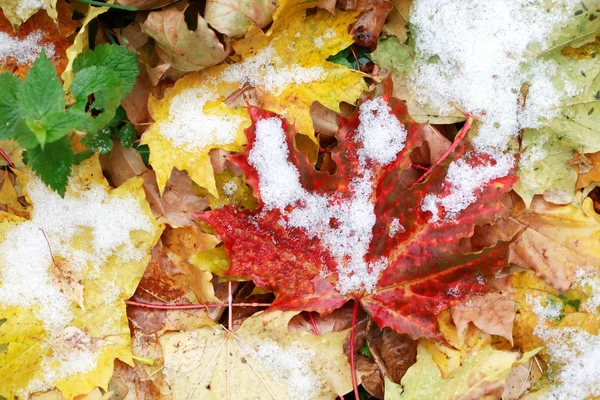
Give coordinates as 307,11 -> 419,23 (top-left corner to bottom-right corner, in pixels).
311,101 -> 340,138
382,0 -> 412,42
122,67 -> 152,134
204,0 -> 278,38
450,289 -> 515,345
100,141 -> 149,187
288,302 -> 355,334
366,319 -> 418,384
49,259 -> 85,311
141,3 -> 230,72
355,354 -> 384,399
350,0 -> 393,49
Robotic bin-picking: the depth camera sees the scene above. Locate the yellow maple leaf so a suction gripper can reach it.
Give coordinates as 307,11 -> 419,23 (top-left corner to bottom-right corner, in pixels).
0,156 -> 163,399
159,310 -> 352,399
141,7 -> 366,195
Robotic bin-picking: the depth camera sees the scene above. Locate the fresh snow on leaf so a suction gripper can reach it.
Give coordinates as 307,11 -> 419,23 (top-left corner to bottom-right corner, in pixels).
248,98 -> 406,294
158,88 -> 245,151
0,30 -> 55,65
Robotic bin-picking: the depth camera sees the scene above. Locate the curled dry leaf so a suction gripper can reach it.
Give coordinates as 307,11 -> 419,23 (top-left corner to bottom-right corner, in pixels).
366,319 -> 418,384
349,0 -> 394,49
159,311 -> 353,400
142,168 -> 209,228
204,0 -> 278,38
0,0 -> 78,77
100,141 -> 149,187
141,3 -> 230,72
121,67 -> 152,133
355,354 -> 384,398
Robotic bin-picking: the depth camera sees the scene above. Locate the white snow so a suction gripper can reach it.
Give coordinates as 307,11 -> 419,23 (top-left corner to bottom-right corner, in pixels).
313,29 -> 336,48
158,88 -> 245,151
219,44 -> 327,96
421,151 -> 515,222
0,174 -> 154,334
389,218 -> 405,237
0,30 -> 55,65
412,0 -> 579,221
526,292 -> 600,399
252,340 -> 319,400
223,181 -> 238,197
16,0 -> 44,18
248,98 -> 407,293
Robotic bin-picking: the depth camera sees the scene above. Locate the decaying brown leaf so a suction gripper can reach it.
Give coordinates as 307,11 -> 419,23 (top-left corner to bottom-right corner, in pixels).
204,0 -> 278,38
141,3 -> 230,72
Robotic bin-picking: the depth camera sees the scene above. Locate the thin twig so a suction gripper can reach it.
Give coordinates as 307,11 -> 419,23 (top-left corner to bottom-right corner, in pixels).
125,300 -> 272,309
410,115 -> 474,187
0,148 -> 15,168
349,301 -> 360,400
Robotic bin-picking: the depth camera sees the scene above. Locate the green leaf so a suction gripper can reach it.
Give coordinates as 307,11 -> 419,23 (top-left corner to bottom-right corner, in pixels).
17,50 -> 65,120
82,127 -> 114,154
14,119 -> 42,150
0,73 -> 21,140
108,106 -> 127,128
358,343 -> 373,359
70,66 -> 122,134
24,119 -> 47,147
135,143 -> 150,164
73,150 -> 95,165
25,137 -> 74,197
118,124 -> 137,147
73,44 -> 139,99
42,110 -> 89,143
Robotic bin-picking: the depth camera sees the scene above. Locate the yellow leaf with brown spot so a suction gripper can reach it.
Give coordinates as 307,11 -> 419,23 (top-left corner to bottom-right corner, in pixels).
159,310 -> 352,400
141,7 -> 365,194
0,156 -> 163,399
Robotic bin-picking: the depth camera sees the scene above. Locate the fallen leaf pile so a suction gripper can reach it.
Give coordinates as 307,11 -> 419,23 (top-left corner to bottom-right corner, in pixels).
1,0 -> 600,399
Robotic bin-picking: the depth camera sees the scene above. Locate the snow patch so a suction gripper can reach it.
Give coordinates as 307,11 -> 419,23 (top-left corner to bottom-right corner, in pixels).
220,44 -> 327,96
313,29 -> 335,48
0,174 -> 154,334
389,218 -> 405,237
252,340 -> 319,400
158,88 -> 245,151
0,30 -> 55,65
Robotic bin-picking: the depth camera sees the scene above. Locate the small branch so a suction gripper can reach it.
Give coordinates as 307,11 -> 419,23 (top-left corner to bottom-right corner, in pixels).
349,301 -> 360,400
0,148 -> 15,169
308,312 -> 321,336
410,115 -> 474,187
125,300 -> 272,309
77,0 -> 138,11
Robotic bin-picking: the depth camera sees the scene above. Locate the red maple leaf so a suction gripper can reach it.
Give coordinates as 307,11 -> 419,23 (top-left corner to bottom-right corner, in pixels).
200,90 -> 515,340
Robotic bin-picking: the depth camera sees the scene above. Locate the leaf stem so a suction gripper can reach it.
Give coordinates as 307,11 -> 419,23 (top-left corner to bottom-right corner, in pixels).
308,312 -> 321,336
0,148 -> 15,168
410,114 -> 474,187
125,300 -> 272,309
228,281 -> 233,331
349,301 -> 360,400
77,0 -> 138,11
